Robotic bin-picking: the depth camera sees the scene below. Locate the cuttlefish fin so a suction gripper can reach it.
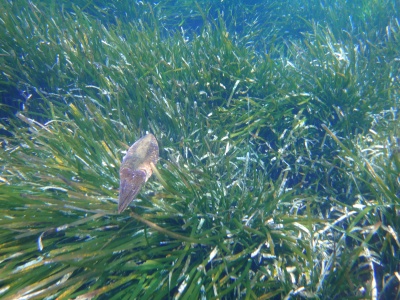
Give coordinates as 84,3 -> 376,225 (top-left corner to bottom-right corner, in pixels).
118,169 -> 147,213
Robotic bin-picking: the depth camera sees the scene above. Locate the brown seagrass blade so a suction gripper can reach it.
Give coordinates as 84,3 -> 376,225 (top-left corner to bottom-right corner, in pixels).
118,133 -> 159,213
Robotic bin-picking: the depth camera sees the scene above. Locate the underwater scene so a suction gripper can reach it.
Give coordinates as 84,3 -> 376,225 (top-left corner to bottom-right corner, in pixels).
0,0 -> 399,299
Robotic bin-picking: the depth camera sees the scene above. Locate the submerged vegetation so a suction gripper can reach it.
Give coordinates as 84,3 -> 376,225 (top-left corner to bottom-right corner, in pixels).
0,0 -> 399,298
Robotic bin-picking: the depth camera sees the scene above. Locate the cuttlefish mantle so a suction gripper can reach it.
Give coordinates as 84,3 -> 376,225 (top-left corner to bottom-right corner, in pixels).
118,133 -> 159,213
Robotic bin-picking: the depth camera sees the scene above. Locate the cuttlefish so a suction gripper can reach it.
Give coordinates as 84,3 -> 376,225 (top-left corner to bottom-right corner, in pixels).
118,133 -> 159,213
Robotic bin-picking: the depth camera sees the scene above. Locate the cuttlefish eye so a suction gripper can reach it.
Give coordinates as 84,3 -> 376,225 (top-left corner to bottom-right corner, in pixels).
118,133 -> 159,213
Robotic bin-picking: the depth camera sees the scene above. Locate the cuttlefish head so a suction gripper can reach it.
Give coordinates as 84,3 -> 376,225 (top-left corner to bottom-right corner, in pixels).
118,133 -> 159,213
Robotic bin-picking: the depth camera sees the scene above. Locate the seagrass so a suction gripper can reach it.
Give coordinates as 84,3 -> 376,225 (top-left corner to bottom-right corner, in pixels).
0,0 -> 399,299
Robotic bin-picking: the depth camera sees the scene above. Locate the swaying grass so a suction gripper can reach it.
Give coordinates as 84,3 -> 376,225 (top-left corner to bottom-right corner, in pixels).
1,0 -> 399,299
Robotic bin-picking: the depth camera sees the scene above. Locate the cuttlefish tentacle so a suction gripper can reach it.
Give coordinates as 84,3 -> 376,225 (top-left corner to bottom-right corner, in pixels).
118,133 -> 159,213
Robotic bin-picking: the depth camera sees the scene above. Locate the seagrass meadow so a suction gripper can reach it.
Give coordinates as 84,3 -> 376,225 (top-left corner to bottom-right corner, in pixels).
0,0 -> 399,299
